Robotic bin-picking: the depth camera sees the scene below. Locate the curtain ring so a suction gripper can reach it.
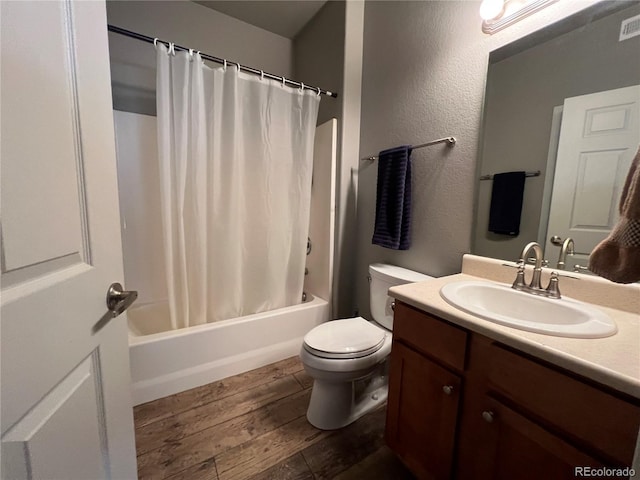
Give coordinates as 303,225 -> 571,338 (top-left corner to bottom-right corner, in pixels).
189,48 -> 194,60
316,87 -> 321,97
223,59 -> 227,70
153,38 -> 158,47
300,82 -> 305,92
168,42 -> 175,55
282,77 -> 286,87
236,63 -> 241,72
260,70 -> 264,81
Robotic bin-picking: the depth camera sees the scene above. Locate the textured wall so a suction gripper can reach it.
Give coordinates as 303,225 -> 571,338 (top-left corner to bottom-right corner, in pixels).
294,1 -> 364,318
294,1 -> 345,125
106,0 -> 293,115
293,1 -> 346,316
335,1 -> 364,317
355,0 -> 600,319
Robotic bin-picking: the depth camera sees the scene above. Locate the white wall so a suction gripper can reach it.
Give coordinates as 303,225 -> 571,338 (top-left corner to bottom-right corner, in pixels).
304,119 -> 337,303
106,0 -> 293,115
113,112 -> 166,306
355,0 -> 601,319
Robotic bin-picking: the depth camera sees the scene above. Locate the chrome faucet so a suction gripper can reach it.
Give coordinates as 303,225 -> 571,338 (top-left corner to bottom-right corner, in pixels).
556,238 -> 575,270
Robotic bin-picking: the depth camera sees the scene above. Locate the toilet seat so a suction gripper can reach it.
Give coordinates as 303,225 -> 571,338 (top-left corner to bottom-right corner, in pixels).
303,317 -> 386,359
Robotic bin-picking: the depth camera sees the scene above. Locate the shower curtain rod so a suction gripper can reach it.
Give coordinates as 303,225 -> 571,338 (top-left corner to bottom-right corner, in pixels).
107,24 -> 338,99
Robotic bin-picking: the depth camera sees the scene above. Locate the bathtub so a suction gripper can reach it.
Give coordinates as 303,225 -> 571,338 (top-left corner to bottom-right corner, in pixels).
127,294 -> 329,405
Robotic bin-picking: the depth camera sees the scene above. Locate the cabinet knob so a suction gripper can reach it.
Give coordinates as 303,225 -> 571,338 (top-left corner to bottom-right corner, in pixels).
442,385 -> 454,395
482,410 -> 494,423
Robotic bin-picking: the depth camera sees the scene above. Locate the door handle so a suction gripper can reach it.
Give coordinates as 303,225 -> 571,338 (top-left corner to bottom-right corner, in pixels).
106,282 -> 138,318
550,235 -> 563,246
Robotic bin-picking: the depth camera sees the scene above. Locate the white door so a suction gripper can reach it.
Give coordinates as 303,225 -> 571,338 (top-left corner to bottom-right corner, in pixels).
545,85 -> 640,269
1,1 -> 137,478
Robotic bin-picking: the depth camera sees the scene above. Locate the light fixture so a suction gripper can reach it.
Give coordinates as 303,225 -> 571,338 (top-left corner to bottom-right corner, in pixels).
480,0 -> 506,21
481,0 -> 559,34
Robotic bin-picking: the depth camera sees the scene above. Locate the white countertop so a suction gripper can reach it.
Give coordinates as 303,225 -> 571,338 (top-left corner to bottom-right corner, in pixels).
389,272 -> 640,399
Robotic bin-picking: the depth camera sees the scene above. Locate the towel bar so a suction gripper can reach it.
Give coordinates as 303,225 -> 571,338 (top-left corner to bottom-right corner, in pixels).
361,136 -> 456,162
480,170 -> 541,181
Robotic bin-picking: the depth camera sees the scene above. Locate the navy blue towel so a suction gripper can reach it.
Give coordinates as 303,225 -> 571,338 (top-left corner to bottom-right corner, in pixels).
488,171 -> 526,236
372,146 -> 412,250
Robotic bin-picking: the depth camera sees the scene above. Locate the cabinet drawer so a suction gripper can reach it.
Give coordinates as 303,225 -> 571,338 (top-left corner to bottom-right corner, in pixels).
486,343 -> 640,465
393,302 -> 467,371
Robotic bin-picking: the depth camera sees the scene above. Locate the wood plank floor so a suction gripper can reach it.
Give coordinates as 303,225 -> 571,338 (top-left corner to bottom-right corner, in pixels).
133,356 -> 416,479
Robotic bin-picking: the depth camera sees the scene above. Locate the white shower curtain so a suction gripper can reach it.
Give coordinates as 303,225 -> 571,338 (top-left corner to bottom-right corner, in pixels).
156,44 -> 320,329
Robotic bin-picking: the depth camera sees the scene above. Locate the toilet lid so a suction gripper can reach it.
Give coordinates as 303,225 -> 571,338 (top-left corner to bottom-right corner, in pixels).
303,317 -> 386,359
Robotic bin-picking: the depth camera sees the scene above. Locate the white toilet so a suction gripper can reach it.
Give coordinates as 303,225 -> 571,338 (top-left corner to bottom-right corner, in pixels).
300,263 -> 432,430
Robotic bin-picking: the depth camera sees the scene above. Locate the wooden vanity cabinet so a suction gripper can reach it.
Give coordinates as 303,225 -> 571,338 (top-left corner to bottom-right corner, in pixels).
386,301 -> 640,480
457,395 -> 605,480
386,302 -> 467,479
386,342 -> 462,479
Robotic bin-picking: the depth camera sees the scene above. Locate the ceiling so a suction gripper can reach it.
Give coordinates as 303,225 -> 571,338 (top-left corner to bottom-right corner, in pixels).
194,1 -> 328,39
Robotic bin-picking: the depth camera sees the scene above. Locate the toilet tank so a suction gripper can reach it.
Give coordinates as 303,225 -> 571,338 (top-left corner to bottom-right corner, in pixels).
369,263 -> 433,330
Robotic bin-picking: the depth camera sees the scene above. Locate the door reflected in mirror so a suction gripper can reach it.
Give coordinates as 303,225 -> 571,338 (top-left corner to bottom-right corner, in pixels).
472,1 -> 640,273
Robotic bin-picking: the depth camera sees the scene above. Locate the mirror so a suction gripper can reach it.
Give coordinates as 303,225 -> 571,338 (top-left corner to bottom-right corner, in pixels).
472,1 -> 640,272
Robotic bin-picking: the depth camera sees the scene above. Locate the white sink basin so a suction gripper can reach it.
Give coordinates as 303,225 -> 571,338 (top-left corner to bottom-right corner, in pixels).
439,281 -> 617,338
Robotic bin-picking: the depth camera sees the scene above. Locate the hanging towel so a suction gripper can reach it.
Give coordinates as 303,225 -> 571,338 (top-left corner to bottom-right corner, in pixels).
488,171 -> 526,236
372,145 -> 412,250
589,147 -> 640,283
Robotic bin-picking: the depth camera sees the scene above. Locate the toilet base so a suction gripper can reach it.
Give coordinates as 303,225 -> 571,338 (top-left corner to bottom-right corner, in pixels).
306,361 -> 388,430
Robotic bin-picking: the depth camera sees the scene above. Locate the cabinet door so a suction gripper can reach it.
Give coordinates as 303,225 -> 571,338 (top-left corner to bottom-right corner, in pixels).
461,396 -> 605,480
386,342 -> 461,480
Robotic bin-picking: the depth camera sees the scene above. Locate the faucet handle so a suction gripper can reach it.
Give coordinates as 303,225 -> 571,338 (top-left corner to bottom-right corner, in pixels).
545,271 -> 561,299
511,263 -> 527,291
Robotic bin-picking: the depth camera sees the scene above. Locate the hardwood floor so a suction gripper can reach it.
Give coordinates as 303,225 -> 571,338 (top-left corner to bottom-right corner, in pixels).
133,356 -> 415,479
